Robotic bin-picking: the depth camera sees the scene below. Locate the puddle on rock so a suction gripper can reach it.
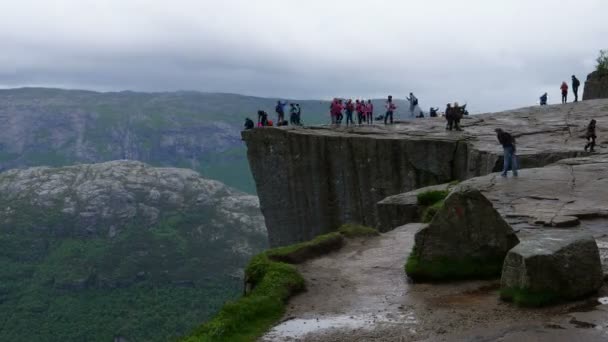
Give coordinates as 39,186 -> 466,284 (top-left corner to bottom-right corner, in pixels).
264,312 -> 417,339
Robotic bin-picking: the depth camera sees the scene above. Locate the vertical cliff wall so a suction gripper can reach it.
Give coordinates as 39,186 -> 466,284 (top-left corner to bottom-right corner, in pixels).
243,127 -> 485,246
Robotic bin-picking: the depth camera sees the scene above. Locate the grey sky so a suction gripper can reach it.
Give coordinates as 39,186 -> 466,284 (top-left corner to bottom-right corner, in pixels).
1,0 -> 607,112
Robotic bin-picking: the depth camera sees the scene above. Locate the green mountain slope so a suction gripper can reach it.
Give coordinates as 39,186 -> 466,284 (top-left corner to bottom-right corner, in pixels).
0,160 -> 267,341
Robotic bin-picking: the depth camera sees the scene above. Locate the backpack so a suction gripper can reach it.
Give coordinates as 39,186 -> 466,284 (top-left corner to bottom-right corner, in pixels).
275,104 -> 283,114
413,98 -> 418,106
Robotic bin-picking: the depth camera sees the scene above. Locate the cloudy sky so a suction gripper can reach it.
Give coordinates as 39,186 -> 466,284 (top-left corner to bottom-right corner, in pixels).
1,0 -> 607,112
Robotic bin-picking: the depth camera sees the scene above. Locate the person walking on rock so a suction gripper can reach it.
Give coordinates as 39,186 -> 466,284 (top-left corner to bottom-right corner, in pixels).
560,81 -> 569,104
295,104 -> 302,125
495,128 -> 518,177
584,119 -> 597,152
445,103 -> 453,130
572,75 -> 581,102
385,95 -> 397,125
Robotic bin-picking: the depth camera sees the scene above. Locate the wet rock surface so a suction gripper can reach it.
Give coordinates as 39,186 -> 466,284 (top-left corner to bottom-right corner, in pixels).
244,99 -> 608,246
261,225 -> 608,342
408,187 -> 519,281
501,231 -> 603,304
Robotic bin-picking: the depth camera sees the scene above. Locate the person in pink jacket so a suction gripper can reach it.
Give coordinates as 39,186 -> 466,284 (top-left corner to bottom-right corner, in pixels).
560,81 -> 569,104
366,100 -> 374,124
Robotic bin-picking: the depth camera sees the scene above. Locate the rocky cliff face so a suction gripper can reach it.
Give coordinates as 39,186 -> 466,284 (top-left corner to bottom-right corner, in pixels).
244,100 -> 608,246
583,71 -> 608,100
0,160 -> 267,341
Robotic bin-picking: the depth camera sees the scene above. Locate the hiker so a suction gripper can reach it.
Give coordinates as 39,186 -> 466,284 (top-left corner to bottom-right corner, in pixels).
385,95 -> 397,124
289,103 -> 299,125
584,119 -> 597,152
345,99 -> 355,125
366,100 -> 374,124
540,93 -> 548,106
407,93 -> 418,119
452,102 -> 463,131
275,100 -> 287,123
560,81 -> 568,104
295,104 -> 302,125
445,103 -> 453,130
330,98 -> 342,124
495,128 -> 518,177
244,117 -> 254,130
257,110 -> 269,127
572,75 -> 581,102
355,99 -> 363,125
429,107 -> 438,117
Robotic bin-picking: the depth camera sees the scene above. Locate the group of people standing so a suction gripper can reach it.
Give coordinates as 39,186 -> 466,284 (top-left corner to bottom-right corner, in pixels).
330,98 -> 376,125
541,75 -> 581,105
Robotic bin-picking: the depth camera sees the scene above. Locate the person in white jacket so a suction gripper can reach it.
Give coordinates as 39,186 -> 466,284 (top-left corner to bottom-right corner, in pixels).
407,93 -> 418,118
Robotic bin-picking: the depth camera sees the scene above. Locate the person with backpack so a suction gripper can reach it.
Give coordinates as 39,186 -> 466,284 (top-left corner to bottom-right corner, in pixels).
385,95 -> 397,124
429,107 -> 438,117
572,75 -> 581,102
366,100 -> 374,124
407,93 -> 418,119
584,119 -> 597,152
560,82 -> 568,104
453,102 -> 463,131
495,128 -> 518,177
275,100 -> 287,122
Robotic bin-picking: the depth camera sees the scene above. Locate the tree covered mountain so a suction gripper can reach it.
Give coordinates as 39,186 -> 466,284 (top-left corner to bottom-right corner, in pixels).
0,160 -> 267,341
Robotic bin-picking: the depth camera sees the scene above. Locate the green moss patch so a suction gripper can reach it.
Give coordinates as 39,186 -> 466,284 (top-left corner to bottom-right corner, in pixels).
338,224 -> 380,238
500,287 -> 560,307
405,250 -> 504,281
417,190 -> 450,206
183,253 -> 304,342
267,233 -> 344,264
421,200 -> 445,223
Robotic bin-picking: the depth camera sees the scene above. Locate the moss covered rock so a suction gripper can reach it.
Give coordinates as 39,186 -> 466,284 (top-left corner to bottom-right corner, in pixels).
406,186 -> 519,281
501,231 -> 603,306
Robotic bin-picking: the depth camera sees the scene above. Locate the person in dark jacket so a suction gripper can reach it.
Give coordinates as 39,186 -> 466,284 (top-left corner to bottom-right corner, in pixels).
257,110 -> 268,126
495,128 -> 518,177
429,107 -> 438,117
584,119 -> 597,152
572,75 -> 581,102
445,103 -> 453,130
244,117 -> 254,130
540,93 -> 548,106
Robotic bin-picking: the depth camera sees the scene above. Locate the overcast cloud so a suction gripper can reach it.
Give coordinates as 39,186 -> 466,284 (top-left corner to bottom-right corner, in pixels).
0,0 -> 607,112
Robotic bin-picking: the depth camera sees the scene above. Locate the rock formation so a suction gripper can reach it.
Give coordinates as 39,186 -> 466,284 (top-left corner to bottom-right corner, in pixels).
501,231 -> 603,306
243,100 -> 608,246
406,187 -> 519,281
583,71 -> 608,100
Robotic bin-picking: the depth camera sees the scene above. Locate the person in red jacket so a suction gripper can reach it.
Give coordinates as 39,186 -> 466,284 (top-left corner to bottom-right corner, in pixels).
560,81 -> 569,104
356,100 -> 364,125
366,100 -> 374,124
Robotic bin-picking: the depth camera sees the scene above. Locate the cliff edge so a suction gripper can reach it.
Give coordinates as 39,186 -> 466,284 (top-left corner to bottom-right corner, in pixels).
584,71 -> 608,100
243,100 -> 608,246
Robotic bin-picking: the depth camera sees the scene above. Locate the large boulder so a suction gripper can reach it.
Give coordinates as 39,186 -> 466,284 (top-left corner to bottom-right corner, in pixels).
501,231 -> 603,306
406,186 -> 519,281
